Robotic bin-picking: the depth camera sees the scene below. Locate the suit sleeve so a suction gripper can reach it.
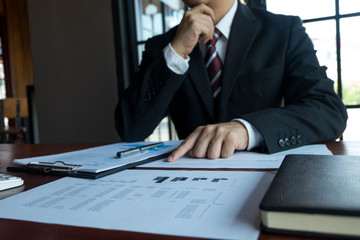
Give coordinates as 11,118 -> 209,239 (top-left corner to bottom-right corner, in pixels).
115,35 -> 187,141
240,17 -> 347,153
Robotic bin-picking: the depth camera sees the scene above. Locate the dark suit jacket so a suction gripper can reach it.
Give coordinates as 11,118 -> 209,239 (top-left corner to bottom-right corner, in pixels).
115,2 -> 347,153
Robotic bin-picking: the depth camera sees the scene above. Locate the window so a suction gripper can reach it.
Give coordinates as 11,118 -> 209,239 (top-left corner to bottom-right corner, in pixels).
0,37 -> 5,99
267,0 -> 360,140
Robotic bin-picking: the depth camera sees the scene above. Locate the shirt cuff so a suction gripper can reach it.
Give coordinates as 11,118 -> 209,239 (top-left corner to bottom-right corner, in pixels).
233,118 -> 264,151
163,43 -> 190,75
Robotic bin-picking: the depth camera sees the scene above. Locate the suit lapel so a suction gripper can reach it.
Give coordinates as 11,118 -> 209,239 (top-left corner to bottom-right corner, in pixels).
219,3 -> 260,121
188,44 -> 214,120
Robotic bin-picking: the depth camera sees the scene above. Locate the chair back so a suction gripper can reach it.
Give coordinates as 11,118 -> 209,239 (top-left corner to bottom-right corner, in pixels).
0,98 -> 29,143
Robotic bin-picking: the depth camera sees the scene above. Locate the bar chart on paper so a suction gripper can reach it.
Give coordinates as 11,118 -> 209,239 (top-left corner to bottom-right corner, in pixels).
152,176 -> 228,183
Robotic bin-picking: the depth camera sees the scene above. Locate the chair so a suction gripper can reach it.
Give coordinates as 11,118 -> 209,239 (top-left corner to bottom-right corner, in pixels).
0,98 -> 29,143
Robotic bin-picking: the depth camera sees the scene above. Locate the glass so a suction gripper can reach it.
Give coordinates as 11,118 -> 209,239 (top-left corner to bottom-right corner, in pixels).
266,0 -> 335,20
135,0 -> 184,63
0,59 -> 5,99
137,44 -> 145,65
135,0 -> 164,42
135,0 -> 184,42
340,16 -> 360,106
162,0 -> 185,31
342,109 -> 360,140
0,37 -> 6,100
340,0 -> 360,15
303,20 -> 337,85
146,117 -> 171,141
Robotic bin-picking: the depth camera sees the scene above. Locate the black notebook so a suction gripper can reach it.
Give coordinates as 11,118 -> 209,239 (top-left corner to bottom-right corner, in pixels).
260,154 -> 360,239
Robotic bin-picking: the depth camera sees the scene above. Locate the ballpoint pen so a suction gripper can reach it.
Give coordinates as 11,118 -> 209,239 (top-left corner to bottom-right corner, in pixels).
116,142 -> 164,158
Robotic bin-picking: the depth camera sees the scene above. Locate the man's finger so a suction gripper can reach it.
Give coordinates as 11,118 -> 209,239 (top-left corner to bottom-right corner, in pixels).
207,136 -> 223,159
166,129 -> 201,162
190,125 -> 216,158
191,3 -> 215,22
166,141 -> 193,162
220,140 -> 236,158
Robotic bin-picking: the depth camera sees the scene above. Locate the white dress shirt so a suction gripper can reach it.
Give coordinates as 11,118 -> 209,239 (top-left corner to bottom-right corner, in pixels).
162,0 -> 263,150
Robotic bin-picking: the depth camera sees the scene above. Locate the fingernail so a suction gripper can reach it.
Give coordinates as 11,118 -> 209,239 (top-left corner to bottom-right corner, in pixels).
189,150 -> 194,157
166,155 -> 174,162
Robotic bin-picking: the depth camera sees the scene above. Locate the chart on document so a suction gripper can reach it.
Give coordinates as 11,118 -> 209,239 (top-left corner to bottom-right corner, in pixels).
0,170 -> 274,240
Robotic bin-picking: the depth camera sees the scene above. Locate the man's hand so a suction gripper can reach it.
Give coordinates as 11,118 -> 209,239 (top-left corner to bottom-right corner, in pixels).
166,121 -> 249,162
171,4 -> 215,58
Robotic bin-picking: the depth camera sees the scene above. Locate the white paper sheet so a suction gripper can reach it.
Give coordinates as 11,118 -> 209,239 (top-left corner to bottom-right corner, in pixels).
13,141 -> 180,173
0,170 -> 274,240
141,144 -> 332,169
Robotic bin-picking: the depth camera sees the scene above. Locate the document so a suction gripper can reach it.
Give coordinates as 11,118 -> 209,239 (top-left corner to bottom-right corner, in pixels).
141,144 -> 332,169
11,141 -> 180,178
0,169 -> 274,240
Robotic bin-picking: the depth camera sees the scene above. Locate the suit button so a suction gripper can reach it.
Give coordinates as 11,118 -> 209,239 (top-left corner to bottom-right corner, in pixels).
278,139 -> 285,148
284,138 -> 291,146
291,136 -> 296,145
297,135 -> 302,144
144,92 -> 152,102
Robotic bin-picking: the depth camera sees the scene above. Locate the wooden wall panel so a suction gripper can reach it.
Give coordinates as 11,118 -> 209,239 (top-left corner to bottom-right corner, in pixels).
1,0 -> 33,98
0,1 -> 4,16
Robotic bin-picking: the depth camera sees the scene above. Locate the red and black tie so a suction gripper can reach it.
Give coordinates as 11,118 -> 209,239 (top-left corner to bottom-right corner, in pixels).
205,28 -> 223,99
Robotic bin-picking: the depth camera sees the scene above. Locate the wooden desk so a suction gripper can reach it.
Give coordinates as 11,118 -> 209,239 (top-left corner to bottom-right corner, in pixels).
0,142 -> 359,240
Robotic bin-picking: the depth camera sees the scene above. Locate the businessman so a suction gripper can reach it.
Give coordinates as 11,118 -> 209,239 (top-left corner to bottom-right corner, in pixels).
115,0 -> 347,162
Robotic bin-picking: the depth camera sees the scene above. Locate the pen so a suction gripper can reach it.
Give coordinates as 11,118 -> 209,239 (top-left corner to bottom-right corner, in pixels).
116,142 -> 164,158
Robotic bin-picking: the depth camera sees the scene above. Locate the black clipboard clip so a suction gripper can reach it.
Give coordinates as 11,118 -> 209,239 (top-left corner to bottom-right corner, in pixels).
26,161 -> 82,173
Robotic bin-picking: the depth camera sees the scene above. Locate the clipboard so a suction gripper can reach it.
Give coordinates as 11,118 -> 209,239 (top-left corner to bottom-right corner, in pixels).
7,141 -> 180,179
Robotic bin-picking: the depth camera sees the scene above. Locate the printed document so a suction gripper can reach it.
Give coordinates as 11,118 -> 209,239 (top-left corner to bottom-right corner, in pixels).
13,141 -> 332,171
13,141 -> 180,173
141,144 -> 332,169
0,170 -> 274,240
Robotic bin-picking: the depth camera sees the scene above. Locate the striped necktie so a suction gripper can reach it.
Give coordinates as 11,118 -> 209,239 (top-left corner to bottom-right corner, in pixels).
205,28 -> 223,99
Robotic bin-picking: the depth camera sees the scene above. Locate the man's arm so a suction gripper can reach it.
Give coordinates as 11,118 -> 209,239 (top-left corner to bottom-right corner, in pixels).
238,16 -> 347,153
115,44 -> 185,141
115,4 -> 216,141
167,16 -> 347,161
